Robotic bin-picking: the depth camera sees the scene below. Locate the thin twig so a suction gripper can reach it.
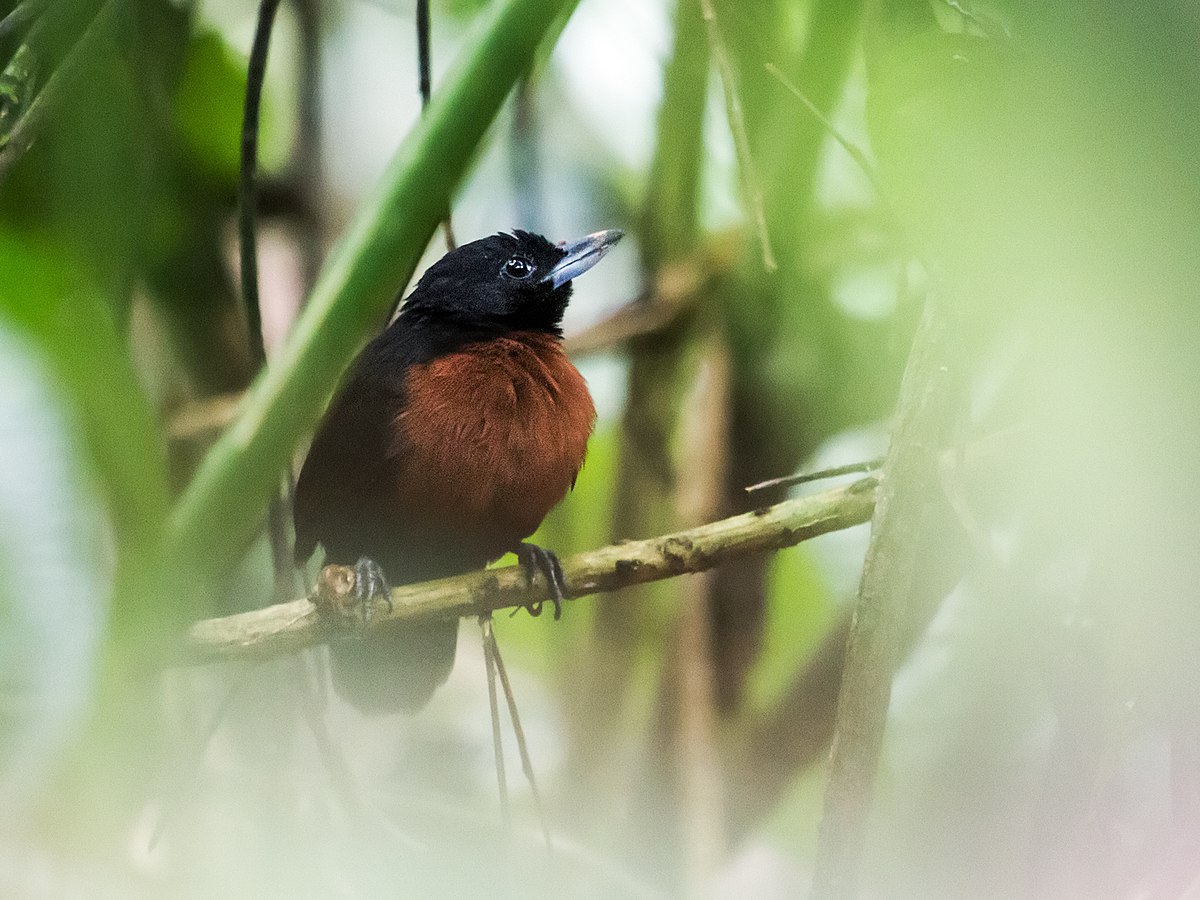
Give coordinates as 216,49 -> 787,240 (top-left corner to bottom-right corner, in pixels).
238,0 -> 281,365
415,0 -> 431,105
488,623 -> 555,855
416,0 -> 456,250
184,478 -> 878,664
561,243 -> 717,355
674,337 -> 729,898
240,0 -> 295,604
745,458 -> 885,494
699,0 -> 776,272
764,61 -> 884,200
480,614 -> 512,830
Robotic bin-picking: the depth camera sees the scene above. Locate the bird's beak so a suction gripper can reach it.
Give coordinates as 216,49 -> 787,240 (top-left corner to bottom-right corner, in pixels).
544,229 -> 624,289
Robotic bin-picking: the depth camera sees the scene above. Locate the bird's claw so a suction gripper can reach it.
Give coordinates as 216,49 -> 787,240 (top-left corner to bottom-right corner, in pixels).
514,543 -> 567,620
313,558 -> 393,636
352,556 -> 393,623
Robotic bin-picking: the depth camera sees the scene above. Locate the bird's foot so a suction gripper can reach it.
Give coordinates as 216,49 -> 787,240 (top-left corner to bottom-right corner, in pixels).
514,543 -> 567,620
314,556 -> 393,635
353,556 -> 394,620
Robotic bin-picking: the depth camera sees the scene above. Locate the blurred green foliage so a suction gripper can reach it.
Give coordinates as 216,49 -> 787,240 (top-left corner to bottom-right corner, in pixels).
0,0 -> 1197,896
174,30 -> 252,179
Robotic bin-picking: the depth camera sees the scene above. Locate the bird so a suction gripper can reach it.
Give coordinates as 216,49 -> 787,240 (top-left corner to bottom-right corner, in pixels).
293,228 -> 623,712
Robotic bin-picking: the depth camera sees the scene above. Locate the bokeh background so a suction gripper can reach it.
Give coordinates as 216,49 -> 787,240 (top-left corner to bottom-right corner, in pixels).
1,0 -> 1199,897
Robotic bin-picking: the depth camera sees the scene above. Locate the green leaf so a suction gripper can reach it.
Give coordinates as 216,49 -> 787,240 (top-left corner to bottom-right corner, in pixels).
166,0 -> 583,586
175,29 -> 277,181
0,323 -> 110,816
0,235 -> 169,565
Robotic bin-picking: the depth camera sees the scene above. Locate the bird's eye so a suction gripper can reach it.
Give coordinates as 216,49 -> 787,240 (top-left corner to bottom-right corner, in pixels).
504,257 -> 533,279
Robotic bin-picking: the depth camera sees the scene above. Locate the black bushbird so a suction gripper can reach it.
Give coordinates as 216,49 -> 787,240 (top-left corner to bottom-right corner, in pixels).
293,228 -> 622,711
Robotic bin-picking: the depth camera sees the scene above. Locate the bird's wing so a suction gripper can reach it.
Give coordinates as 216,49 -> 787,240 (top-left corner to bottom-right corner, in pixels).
292,372 -> 400,566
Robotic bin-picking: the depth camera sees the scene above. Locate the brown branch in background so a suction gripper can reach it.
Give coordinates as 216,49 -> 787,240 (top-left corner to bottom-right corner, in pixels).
184,478 -> 877,664
562,250 -> 715,356
707,0 -> 864,720
632,334 -> 734,890
564,0 -> 712,822
168,249 -> 726,447
698,0 -> 775,272
725,609 -> 852,837
416,0 -> 456,250
810,291 -> 956,900
673,338 -> 731,897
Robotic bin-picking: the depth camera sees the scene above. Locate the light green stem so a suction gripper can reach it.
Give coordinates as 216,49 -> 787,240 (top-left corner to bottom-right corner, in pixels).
165,0 -> 581,583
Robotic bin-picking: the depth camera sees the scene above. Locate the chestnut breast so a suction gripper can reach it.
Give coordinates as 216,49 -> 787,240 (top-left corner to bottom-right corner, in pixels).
393,332 -> 595,559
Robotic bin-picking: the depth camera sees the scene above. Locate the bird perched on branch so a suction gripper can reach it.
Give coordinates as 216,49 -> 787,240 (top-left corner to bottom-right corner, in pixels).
293,228 -> 622,712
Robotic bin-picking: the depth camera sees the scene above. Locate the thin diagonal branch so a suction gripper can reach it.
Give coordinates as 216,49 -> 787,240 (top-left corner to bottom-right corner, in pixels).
698,0 -> 776,272
764,61 -> 883,200
184,478 -> 877,664
488,623 -> 555,853
415,0 -> 456,251
745,458 -> 884,494
480,614 -> 512,829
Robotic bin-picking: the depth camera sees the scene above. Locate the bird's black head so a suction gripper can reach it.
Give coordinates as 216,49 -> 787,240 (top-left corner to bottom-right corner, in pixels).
400,229 -> 623,336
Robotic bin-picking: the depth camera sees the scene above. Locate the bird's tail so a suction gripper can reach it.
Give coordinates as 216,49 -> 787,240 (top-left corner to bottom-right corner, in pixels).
328,619 -> 458,714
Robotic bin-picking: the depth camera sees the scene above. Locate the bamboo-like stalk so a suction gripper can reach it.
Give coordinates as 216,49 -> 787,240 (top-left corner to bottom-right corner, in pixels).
811,294 -> 955,900
165,0 -> 583,585
184,478 -> 877,664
